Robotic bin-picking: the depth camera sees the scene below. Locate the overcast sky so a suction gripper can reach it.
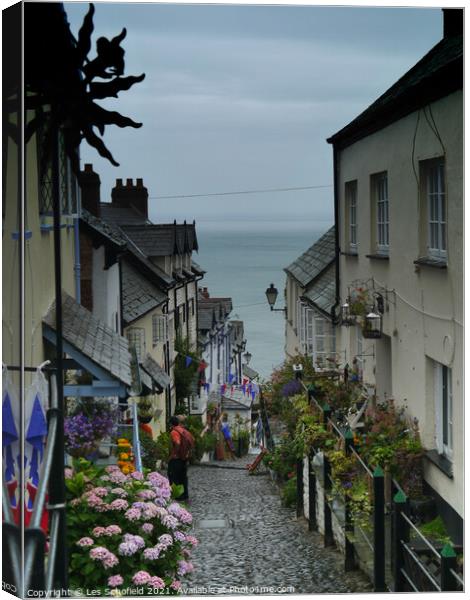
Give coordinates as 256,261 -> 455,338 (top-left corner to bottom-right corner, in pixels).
64,2 -> 443,224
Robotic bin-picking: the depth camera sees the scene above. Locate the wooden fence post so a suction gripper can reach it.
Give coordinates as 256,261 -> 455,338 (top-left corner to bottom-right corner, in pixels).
344,428 -> 356,571
323,452 -> 334,546
440,543 -> 458,592
296,457 -> 304,518
392,490 -> 410,592
373,466 -> 386,592
308,450 -> 317,531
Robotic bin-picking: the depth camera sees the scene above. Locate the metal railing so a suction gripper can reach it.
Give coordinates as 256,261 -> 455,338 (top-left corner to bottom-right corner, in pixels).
131,401 -> 143,472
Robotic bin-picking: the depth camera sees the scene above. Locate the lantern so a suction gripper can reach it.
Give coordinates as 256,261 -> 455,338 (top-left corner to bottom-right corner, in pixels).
362,311 -> 382,339
265,283 -> 278,309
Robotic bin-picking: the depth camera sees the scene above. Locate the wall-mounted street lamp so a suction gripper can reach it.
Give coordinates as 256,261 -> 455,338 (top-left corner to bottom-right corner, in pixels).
362,312 -> 383,339
265,283 -> 286,313
243,351 -> 252,365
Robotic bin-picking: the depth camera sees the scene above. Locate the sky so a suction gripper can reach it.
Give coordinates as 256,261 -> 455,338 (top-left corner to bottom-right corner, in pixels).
64,1 -> 443,224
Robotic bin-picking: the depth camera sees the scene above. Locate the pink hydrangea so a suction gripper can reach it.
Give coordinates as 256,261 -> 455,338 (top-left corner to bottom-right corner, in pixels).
92,487 -> 108,497
105,525 -> 122,536
177,561 -> 194,576
185,535 -> 198,547
170,581 -> 182,591
111,488 -> 127,497
142,503 -> 159,520
137,489 -> 157,500
162,515 -> 178,530
125,507 -> 142,521
105,465 -> 121,473
123,534 -> 145,549
141,523 -> 154,534
108,575 -> 124,588
109,471 -> 128,485
92,527 -> 107,537
118,541 -> 139,556
143,546 -> 161,561
173,531 -> 186,542
103,552 -> 119,569
148,576 -> 165,589
86,494 -> 104,508
90,547 -> 110,561
109,498 -> 129,511
132,571 -> 151,585
130,471 -> 144,480
64,468 -> 74,479
76,537 -> 94,547
158,534 -> 173,548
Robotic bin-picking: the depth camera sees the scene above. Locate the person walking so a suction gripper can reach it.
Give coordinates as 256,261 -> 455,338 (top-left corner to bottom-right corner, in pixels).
168,416 -> 194,501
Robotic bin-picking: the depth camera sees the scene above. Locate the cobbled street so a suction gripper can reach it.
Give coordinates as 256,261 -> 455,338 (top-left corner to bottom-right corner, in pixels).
184,459 -> 372,595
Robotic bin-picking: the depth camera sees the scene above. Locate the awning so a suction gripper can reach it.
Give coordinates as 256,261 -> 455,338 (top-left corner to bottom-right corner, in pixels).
141,354 -> 170,393
43,292 -> 132,398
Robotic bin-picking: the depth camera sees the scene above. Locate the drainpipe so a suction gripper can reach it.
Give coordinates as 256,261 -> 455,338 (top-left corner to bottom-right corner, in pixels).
73,214 -> 81,304
331,144 -> 341,325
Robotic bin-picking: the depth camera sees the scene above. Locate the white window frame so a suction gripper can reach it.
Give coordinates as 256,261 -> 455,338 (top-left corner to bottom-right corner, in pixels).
426,161 -> 446,259
346,181 -> 358,251
376,173 -> 389,253
152,314 -> 168,346
434,362 -> 453,460
126,327 -> 145,362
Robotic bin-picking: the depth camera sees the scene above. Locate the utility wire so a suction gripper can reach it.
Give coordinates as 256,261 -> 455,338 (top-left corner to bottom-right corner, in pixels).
149,183 -> 332,200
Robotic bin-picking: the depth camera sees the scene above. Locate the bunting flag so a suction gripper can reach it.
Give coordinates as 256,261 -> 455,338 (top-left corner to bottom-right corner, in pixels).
25,368 -> 49,530
185,356 -> 193,368
204,382 -> 210,393
251,390 -> 256,401
220,384 -> 226,396
197,361 -> 208,373
228,373 -> 235,384
241,383 -> 246,395
2,366 -> 20,523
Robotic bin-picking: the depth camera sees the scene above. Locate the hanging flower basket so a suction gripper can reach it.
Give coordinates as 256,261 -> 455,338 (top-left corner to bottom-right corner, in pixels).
67,441 -> 100,458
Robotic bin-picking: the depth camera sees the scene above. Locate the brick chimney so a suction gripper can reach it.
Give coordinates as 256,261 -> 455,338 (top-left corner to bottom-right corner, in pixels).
443,8 -> 463,38
111,177 -> 149,218
78,163 -> 101,217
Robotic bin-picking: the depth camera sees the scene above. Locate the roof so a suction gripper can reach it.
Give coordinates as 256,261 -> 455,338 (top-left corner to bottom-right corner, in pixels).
120,223 -> 198,257
327,31 -> 463,149
284,226 -> 335,288
141,354 -> 171,391
302,262 -> 335,317
191,261 -> 206,276
121,260 -> 167,324
43,292 -> 132,386
242,364 -> 259,381
100,203 -> 149,227
198,297 -> 233,331
80,208 -> 127,249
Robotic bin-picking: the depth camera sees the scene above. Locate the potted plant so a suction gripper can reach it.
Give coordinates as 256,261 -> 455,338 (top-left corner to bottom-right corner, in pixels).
137,399 -> 153,424
65,398 -> 117,458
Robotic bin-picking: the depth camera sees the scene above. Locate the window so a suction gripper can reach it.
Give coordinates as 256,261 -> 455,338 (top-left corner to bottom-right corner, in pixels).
434,362 -> 453,460
152,315 -> 168,346
37,114 -> 79,216
374,173 -> 389,253
298,302 -> 335,367
425,160 -> 446,259
345,180 -> 358,251
126,327 -> 145,362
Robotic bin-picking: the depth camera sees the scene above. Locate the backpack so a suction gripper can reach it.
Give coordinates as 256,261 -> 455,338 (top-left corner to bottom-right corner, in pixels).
175,425 -> 195,460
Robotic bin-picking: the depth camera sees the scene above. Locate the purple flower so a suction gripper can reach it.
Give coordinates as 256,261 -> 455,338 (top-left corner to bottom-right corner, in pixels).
141,523 -> 154,534
105,525 -> 122,536
108,575 -> 123,588
125,507 -> 142,521
109,498 -> 129,511
143,546 -> 161,561
148,576 -> 165,589
158,534 -> 173,548
132,571 -> 151,585
76,537 -> 94,547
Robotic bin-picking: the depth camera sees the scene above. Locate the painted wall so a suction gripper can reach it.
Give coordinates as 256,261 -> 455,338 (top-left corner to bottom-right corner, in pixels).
92,245 -> 120,332
335,91 -> 463,516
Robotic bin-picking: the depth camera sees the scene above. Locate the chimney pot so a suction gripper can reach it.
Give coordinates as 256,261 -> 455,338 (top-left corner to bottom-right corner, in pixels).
84,163 -> 93,172
126,178 -> 133,187
116,178 -> 123,187
136,178 -> 143,187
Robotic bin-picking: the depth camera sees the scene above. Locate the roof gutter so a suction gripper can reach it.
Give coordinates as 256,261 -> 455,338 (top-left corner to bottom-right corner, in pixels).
331,144 -> 341,325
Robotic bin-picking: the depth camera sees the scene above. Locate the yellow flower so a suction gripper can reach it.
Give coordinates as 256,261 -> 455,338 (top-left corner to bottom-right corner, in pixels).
119,453 -> 129,461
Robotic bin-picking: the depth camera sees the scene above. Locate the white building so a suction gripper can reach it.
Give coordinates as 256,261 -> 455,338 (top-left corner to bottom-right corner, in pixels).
327,9 -> 463,540
284,227 -> 337,368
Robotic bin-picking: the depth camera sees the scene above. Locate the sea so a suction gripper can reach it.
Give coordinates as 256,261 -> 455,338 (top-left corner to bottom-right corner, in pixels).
194,218 -> 332,380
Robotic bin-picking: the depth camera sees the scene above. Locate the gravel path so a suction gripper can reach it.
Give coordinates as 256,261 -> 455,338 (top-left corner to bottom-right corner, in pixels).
183,458 -> 373,595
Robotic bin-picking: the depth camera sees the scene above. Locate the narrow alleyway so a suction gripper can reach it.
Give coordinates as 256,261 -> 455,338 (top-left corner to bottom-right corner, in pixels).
184,458 -> 372,595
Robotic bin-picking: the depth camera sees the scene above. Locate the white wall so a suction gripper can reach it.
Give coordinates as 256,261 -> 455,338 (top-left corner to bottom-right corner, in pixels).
92,245 -> 120,332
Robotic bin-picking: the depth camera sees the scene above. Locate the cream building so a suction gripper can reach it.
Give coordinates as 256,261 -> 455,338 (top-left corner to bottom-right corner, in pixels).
327,9 -> 463,539
284,227 -> 336,368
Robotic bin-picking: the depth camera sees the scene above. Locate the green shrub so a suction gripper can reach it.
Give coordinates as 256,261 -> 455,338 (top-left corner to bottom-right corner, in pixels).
139,430 -> 160,470
154,431 -> 171,462
281,477 -> 297,507
419,516 -> 452,545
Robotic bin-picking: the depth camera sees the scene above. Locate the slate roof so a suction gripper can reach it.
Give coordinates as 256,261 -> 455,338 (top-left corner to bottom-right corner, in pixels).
120,224 -> 198,257
198,297 -> 233,332
80,208 -> 127,248
100,203 -> 149,226
142,354 -> 171,391
121,261 -> 167,325
284,226 -> 335,288
43,292 -> 132,386
191,261 -> 206,276
327,31 -> 463,149
242,364 -> 259,381
302,263 -> 335,317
